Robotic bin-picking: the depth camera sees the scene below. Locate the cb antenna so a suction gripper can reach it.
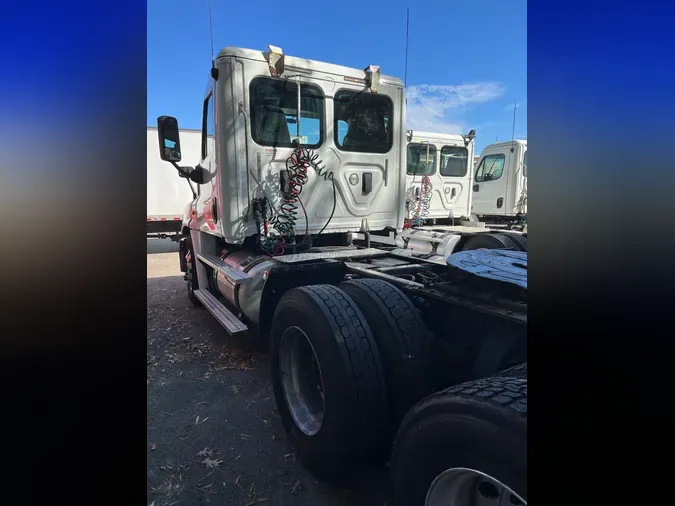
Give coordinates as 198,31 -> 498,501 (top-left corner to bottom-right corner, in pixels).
510,102 -> 517,152
208,0 -> 218,79
404,7 -> 410,88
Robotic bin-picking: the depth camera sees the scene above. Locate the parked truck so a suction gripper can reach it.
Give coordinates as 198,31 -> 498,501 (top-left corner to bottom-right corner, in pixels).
155,44 -> 527,505
147,127 -> 201,239
405,130 -> 476,226
402,132 -> 527,251
471,139 -> 527,226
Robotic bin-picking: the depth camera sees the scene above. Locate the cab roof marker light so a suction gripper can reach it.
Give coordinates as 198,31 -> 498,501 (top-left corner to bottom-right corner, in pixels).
265,45 -> 285,77
364,65 -> 381,93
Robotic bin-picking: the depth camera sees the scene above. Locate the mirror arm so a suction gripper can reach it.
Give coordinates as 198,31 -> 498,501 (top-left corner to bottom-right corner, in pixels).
170,161 -> 197,200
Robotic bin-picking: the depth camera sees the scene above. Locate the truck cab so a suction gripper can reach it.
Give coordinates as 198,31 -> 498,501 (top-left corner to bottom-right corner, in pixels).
471,140 -> 527,221
169,46 -> 406,249
405,130 -> 476,225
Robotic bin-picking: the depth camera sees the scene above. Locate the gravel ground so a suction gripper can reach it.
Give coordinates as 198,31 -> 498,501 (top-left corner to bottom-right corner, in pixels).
147,239 -> 387,506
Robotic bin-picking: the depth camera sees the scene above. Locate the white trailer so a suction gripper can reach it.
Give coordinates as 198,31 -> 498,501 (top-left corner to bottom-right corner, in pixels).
147,127 -> 200,239
154,44 -> 526,505
471,140 -> 527,223
404,130 -> 476,226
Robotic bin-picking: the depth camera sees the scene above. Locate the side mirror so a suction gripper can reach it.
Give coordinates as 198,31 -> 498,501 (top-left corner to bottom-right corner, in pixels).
157,116 -> 182,162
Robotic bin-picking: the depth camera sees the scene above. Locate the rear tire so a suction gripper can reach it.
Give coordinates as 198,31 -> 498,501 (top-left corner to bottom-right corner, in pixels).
270,284 -> 388,481
339,279 -> 437,425
462,232 -> 521,252
390,375 -> 527,506
500,231 -> 527,252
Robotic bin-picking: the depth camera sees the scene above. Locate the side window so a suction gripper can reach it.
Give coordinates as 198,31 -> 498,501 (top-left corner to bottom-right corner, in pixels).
439,146 -> 468,177
475,153 -> 505,182
407,143 -> 436,175
249,77 -> 324,148
334,89 -> 393,153
201,92 -> 214,160
523,149 -> 527,173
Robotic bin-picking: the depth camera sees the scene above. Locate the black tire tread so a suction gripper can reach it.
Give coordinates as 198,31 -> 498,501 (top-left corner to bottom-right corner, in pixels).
492,233 -> 522,252
412,375 -> 527,420
493,362 -> 528,379
393,376 -> 527,462
462,233 -> 516,252
500,232 -> 527,252
390,375 -> 527,505
288,284 -> 386,433
339,278 -> 436,421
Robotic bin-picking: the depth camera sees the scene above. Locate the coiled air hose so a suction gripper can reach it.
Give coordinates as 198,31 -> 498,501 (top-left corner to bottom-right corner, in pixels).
259,147 -> 335,255
404,175 -> 432,228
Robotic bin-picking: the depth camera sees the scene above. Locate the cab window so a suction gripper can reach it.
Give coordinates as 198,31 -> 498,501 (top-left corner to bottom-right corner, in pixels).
407,144 -> 436,175
250,77 -> 324,148
334,89 -> 393,153
439,146 -> 468,177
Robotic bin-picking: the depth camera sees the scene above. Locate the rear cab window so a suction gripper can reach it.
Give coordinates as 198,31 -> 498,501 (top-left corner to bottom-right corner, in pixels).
249,77 -> 324,148
439,146 -> 468,177
407,143 -> 437,175
334,90 -> 393,153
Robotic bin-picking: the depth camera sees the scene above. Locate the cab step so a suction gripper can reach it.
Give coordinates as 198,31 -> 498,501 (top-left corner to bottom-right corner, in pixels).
193,289 -> 248,336
197,253 -> 250,285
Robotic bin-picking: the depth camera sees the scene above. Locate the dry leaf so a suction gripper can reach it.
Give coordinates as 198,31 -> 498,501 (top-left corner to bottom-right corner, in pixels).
197,448 -> 214,457
202,457 -> 223,469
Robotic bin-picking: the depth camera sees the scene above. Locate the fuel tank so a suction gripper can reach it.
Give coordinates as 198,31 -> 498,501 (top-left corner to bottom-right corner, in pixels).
213,249 -> 279,324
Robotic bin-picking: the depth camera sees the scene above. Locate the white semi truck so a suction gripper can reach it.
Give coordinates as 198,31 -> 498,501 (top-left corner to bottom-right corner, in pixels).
155,44 -> 526,506
147,127 -> 201,239
471,139 -> 527,225
405,130 -> 476,226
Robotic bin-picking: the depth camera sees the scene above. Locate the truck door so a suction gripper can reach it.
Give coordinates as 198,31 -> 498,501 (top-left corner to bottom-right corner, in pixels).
472,149 -> 507,216
195,86 -> 220,235
438,140 -> 473,219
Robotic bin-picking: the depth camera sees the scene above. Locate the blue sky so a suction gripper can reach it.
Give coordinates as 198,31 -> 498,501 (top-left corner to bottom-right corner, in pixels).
148,0 -> 526,153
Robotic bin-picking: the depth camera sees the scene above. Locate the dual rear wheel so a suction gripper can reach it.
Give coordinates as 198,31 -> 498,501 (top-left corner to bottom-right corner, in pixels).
269,280 -> 526,505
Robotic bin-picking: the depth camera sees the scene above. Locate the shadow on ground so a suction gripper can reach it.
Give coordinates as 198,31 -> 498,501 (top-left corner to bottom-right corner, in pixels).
147,272 -> 388,506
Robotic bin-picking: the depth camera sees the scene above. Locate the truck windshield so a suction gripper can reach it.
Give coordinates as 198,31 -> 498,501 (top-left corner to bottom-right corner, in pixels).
334,90 -> 393,153
407,144 -> 436,175
439,146 -> 468,177
250,77 -> 324,148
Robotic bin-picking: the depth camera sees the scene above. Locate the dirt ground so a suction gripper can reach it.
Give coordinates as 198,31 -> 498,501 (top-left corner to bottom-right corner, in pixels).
147,239 -> 387,506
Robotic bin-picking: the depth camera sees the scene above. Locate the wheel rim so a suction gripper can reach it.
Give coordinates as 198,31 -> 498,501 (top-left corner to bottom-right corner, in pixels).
279,326 -> 325,436
425,467 -> 526,506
